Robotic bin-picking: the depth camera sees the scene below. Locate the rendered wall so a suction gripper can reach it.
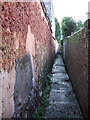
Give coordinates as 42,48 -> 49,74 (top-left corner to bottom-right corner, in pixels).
63,21 -> 88,119
0,1 -> 56,118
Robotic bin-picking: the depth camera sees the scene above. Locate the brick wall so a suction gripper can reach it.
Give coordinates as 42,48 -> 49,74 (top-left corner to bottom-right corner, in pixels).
63,20 -> 88,119
0,1 -> 56,118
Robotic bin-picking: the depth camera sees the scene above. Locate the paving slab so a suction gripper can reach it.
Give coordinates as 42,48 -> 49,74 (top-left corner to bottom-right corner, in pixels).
48,89 -> 78,103
45,54 -> 84,119
51,81 -> 72,90
45,102 -> 83,118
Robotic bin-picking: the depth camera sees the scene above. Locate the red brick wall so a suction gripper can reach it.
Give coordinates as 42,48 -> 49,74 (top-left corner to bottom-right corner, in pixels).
63,21 -> 88,119
0,1 -> 56,118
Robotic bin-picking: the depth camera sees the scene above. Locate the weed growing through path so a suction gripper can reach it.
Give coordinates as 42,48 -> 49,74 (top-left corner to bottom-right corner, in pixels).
33,74 -> 52,119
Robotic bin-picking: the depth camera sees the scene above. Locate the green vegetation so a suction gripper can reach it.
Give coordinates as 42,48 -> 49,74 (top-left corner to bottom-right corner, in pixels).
33,74 -> 52,119
76,20 -> 84,31
54,17 -> 84,46
61,17 -> 77,39
55,18 -> 61,42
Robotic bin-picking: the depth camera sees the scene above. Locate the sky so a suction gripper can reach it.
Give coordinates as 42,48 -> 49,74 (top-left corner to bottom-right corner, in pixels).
52,0 -> 89,23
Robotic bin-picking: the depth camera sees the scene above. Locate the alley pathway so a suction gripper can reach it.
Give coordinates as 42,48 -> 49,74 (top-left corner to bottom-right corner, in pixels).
45,54 -> 83,119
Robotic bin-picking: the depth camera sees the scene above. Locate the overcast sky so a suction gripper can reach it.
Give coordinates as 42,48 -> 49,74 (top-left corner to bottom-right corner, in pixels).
53,0 -> 89,22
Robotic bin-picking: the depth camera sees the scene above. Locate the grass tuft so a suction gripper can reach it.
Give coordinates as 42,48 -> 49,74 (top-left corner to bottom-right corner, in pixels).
33,74 -> 52,119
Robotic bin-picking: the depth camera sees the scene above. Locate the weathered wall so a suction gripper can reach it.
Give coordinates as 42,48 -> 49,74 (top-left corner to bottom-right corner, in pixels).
0,1 -> 56,118
63,21 -> 88,119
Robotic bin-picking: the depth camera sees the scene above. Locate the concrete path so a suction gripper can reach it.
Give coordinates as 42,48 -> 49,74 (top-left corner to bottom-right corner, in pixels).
45,54 -> 83,119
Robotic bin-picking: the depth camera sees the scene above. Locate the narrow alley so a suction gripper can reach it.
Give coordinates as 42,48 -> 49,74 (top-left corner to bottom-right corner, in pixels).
45,54 -> 83,119
0,1 -> 88,119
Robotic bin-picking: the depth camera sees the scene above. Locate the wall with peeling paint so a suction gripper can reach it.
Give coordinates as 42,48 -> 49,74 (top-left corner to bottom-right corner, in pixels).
0,1 -> 56,118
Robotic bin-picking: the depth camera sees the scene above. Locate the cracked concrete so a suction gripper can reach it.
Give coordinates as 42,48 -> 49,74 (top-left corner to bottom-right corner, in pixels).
45,54 -> 84,119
